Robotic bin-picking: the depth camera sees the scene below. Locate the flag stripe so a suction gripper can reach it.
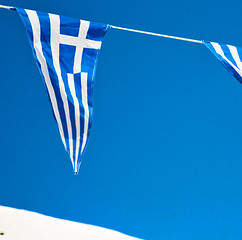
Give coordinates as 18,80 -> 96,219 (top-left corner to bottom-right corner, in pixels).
49,13 -> 74,165
67,73 -> 81,166
80,72 -> 89,157
25,9 -> 67,150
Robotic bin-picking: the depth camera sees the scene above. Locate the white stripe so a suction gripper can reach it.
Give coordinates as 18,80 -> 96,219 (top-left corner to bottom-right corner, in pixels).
59,34 -> 80,46
67,73 -> 81,166
49,13 -> 74,165
211,42 -> 242,78
25,10 -> 67,150
59,33 -> 101,49
80,74 -> 89,151
74,21 -> 88,74
74,72 -> 89,173
227,45 -> 242,71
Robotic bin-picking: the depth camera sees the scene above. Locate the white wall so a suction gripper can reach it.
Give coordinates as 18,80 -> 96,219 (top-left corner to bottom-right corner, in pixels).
0,206 -> 141,240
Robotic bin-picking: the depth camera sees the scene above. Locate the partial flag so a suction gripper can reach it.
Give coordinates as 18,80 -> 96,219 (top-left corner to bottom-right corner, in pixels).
203,41 -> 242,84
17,8 -> 109,173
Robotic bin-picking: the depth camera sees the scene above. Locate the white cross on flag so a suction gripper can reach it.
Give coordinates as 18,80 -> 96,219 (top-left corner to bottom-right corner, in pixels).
17,8 -> 109,174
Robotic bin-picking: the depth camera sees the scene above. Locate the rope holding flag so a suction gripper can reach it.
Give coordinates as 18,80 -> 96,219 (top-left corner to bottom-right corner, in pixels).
0,4 -> 203,44
110,25 -> 203,44
0,4 -> 14,10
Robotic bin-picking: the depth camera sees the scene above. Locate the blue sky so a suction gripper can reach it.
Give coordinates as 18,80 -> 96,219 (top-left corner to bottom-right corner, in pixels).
0,0 -> 241,239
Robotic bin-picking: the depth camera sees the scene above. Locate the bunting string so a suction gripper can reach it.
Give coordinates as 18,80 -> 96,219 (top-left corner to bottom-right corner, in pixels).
0,4 -> 202,44
0,4 -> 15,10
110,25 -> 202,44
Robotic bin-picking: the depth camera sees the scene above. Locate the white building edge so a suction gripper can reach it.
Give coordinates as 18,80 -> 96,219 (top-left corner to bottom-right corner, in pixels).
0,205 -> 141,240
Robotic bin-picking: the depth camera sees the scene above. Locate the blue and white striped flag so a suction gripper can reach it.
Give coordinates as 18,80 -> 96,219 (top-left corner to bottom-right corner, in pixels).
204,41 -> 242,84
17,8 -> 109,173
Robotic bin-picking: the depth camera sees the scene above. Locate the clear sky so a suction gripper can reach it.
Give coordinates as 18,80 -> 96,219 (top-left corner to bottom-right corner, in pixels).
0,0 -> 241,239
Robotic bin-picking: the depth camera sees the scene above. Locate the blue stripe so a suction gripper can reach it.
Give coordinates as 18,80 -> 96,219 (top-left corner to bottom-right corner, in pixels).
17,9 -> 48,92
74,72 -> 85,163
37,12 -> 70,149
221,44 -> 239,69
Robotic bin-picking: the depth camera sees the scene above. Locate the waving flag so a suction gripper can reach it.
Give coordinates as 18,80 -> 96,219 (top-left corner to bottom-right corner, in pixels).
17,8 -> 109,174
204,41 -> 242,84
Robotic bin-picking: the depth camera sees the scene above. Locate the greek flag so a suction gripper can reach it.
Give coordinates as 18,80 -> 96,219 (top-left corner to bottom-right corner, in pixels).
17,8 -> 109,174
204,41 -> 242,84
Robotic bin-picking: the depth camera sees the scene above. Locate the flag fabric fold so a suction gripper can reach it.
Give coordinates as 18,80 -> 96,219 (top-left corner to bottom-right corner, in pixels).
203,41 -> 242,84
17,8 -> 109,173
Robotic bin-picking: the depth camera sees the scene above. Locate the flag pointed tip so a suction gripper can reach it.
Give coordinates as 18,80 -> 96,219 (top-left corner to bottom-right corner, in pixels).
73,161 -> 80,175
